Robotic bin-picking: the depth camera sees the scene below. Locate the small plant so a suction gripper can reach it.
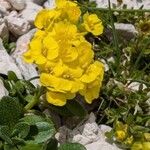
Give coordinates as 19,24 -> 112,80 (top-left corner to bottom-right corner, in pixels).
0,71 -> 87,150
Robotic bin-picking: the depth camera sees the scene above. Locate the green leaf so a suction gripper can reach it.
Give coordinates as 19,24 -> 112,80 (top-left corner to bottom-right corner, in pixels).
21,80 -> 36,93
66,100 -> 87,118
19,143 -> 43,150
20,115 -> 45,126
15,81 -> 25,94
4,145 -> 18,150
12,122 -> 30,138
7,71 -> 18,82
58,143 -> 86,150
20,115 -> 56,143
0,96 -> 23,127
0,126 -> 13,145
34,122 -> 56,143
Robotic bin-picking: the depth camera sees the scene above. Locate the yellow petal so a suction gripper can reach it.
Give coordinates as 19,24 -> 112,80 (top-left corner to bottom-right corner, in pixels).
79,79 -> 101,104
35,55 -> 46,65
80,61 -> 104,83
46,91 -> 67,106
63,47 -> 78,62
83,13 -> 104,36
23,51 -> 34,63
78,42 -> 94,68
43,34 -> 59,60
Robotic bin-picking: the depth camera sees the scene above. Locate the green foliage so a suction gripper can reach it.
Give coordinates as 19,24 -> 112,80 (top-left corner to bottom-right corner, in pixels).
0,96 -> 23,127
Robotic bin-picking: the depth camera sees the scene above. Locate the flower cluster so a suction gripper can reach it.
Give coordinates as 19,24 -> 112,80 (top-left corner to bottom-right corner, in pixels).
23,0 -> 104,106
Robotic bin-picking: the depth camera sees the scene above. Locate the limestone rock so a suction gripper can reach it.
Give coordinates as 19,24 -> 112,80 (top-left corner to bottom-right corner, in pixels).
6,0 -> 25,10
0,38 -> 22,78
0,18 -> 9,40
91,0 -> 150,9
56,113 -> 122,150
43,0 -> 55,9
0,0 -> 11,10
127,81 -> 147,91
11,29 -> 39,86
19,2 -> 42,24
0,5 -> 9,16
115,23 -> 138,40
26,0 -> 46,5
5,11 -> 31,36
69,114 -> 121,150
0,79 -> 8,99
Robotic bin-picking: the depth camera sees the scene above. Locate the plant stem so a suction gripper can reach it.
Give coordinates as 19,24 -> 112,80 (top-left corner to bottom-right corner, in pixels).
24,95 -> 39,111
108,0 -> 120,75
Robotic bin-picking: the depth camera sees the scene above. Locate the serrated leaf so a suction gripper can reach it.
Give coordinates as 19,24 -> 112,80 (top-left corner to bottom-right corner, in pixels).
12,122 -> 30,138
20,115 -> 56,143
0,126 -> 13,145
34,122 -> 56,143
58,143 -> 86,150
20,115 -> 45,126
0,96 -> 23,127
66,100 -> 87,118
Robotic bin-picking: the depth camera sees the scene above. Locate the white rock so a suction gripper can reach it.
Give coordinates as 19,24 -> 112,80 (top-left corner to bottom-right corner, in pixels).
0,79 -> 8,99
68,113 -> 122,150
19,2 -> 42,24
0,0 -> 11,10
86,140 -> 121,150
11,29 -> 39,86
91,0 -> 150,9
5,11 -> 31,36
0,5 -> 9,16
43,0 -> 55,9
127,81 -> 147,91
0,19 -> 9,40
25,0 -> 46,5
0,38 -> 22,78
114,23 -> 138,40
6,0 -> 25,10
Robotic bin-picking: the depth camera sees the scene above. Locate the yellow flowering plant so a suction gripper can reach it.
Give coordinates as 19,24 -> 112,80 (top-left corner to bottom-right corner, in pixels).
23,0 -> 104,106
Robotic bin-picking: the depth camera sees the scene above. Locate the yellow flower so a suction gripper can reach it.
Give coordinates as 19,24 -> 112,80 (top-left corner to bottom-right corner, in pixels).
56,0 -> 77,8
115,130 -> 126,141
79,61 -> 104,103
66,6 -> 81,23
132,142 -> 150,150
46,90 -> 75,106
43,33 -> 59,60
34,9 -> 60,30
79,78 -> 102,104
40,72 -> 84,94
23,30 -> 47,64
143,142 -> 150,150
24,0 -> 105,106
131,142 -> 143,150
80,61 -> 104,83
53,21 -> 78,43
82,13 -> 103,36
77,42 -> 94,68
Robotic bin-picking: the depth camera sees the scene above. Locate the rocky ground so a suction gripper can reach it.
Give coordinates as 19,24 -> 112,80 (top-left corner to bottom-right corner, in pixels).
0,0 -> 149,150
